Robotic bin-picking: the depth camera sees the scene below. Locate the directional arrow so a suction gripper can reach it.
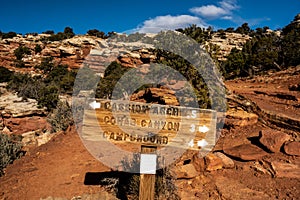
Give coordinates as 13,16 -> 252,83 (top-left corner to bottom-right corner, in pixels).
89,101 -> 101,109
188,139 -> 194,147
197,139 -> 208,147
198,125 -> 209,133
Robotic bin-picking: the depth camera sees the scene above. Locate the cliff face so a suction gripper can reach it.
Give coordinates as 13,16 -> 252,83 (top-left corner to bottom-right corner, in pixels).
0,35 -> 100,72
0,31 -> 252,75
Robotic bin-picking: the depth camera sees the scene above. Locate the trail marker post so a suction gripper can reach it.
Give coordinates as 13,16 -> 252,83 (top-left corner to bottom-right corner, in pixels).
139,145 -> 157,200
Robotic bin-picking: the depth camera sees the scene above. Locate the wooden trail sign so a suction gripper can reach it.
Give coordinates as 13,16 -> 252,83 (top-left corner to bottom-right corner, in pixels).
82,99 -> 217,151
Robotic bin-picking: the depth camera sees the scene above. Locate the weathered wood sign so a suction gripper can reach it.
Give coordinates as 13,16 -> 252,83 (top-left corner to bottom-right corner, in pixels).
82,99 -> 217,151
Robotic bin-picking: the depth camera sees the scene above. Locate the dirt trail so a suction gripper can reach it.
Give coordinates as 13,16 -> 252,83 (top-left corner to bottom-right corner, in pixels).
0,127 -> 112,200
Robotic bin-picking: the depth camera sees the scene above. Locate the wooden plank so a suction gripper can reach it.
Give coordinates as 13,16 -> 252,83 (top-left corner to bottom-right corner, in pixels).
139,146 -> 157,200
81,99 -> 217,150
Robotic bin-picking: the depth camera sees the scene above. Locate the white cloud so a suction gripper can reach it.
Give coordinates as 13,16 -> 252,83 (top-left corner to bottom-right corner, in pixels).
221,16 -> 233,20
190,5 -> 227,18
190,0 -> 239,19
219,0 -> 239,11
135,15 -> 206,33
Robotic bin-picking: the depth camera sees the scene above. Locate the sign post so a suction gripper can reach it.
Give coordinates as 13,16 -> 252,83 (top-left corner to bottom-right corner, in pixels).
139,145 -> 157,200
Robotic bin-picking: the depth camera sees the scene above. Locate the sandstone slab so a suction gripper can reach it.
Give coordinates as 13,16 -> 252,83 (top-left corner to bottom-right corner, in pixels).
226,108 -> 258,127
223,143 -> 268,161
271,161 -> 300,179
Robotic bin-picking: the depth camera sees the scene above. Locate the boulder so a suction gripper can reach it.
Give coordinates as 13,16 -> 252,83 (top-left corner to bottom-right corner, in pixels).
223,143 -> 268,161
259,130 -> 291,152
284,141 -> 300,156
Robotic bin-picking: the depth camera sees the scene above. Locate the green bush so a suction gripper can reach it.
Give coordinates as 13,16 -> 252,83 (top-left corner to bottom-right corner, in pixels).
0,66 -> 13,83
47,27 -> 75,41
14,45 -> 31,60
35,57 -> 55,74
38,85 -> 59,111
7,73 -> 43,100
42,30 -> 55,35
0,133 -> 23,176
8,57 -> 77,111
47,101 -> 74,132
34,44 -> 42,54
1,31 -> 17,39
87,29 -> 106,38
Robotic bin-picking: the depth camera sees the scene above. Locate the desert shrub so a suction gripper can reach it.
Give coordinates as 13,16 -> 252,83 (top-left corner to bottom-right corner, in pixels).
38,85 -> 59,111
42,30 -> 55,35
1,31 -> 17,39
155,168 -> 180,200
15,60 -> 28,68
47,101 -> 74,132
0,66 -> 13,83
0,133 -> 23,176
14,45 -> 31,60
35,56 -> 55,74
47,27 -> 75,41
126,167 -> 179,200
99,177 -> 120,194
34,44 -> 42,54
96,61 -> 128,99
87,29 -> 106,38
7,73 -> 43,100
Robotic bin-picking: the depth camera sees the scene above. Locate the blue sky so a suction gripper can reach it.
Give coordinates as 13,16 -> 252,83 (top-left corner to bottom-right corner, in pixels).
1,0 -> 299,34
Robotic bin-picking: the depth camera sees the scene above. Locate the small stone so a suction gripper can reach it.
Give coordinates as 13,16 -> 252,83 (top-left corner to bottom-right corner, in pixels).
284,141 -> 300,156
223,143 -> 268,161
205,153 -> 223,171
259,130 -> 291,152
174,164 -> 198,179
214,152 -> 235,168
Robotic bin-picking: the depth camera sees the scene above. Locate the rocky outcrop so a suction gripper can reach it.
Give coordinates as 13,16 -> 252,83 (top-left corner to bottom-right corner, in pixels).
207,32 -> 251,61
225,108 -> 258,127
0,89 -> 50,138
0,91 -> 45,118
130,87 -> 179,105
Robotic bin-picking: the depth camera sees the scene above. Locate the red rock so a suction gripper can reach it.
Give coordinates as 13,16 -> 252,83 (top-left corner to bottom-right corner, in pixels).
6,117 -> 50,135
214,152 -> 235,168
259,130 -> 291,152
284,141 -> 300,156
271,161 -> 300,178
205,153 -> 223,171
223,143 -> 268,161
226,108 -> 258,127
173,164 -> 198,179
